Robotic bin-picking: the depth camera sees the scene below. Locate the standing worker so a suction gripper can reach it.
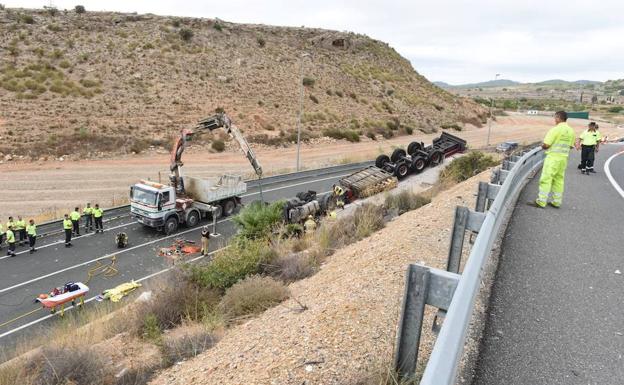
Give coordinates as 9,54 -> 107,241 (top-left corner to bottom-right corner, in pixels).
6,217 -> 15,243
15,216 -> 26,246
70,207 -> 81,236
26,219 -> 37,253
333,184 -> 345,210
576,122 -> 602,174
83,203 -> 94,233
200,226 -> 210,256
93,204 -> 104,233
532,111 -> 576,208
6,226 -> 16,257
63,214 -> 73,247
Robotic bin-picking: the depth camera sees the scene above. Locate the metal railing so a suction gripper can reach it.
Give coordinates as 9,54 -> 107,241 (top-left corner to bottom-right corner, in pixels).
394,147 -> 545,383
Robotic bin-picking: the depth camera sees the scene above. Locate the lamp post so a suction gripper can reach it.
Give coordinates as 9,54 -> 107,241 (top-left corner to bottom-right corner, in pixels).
486,73 -> 500,147
296,52 -> 311,172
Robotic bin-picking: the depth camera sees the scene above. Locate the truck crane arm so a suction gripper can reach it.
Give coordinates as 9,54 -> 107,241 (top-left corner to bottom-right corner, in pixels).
169,112 -> 263,194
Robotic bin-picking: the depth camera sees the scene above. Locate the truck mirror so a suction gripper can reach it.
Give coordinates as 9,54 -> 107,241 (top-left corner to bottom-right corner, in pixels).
129,186 -> 134,198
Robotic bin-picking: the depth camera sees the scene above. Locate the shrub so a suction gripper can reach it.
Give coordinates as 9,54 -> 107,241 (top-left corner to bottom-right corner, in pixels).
142,314 -> 162,343
608,106 -> 623,113
213,22 -> 223,31
269,251 -> 318,282
74,5 -> 86,14
233,200 -> 285,240
302,77 -> 315,87
26,346 -> 108,385
309,94 -> 319,104
385,190 -> 431,215
322,203 -> 385,250
440,151 -> 499,184
20,14 -> 35,24
171,19 -> 181,27
219,275 -> 289,319
441,123 -> 462,131
161,323 -> 218,365
211,139 -> 225,152
256,36 -> 266,47
323,128 -> 360,143
366,131 -> 377,140
179,28 -> 194,42
189,237 -> 277,290
59,59 -> 71,68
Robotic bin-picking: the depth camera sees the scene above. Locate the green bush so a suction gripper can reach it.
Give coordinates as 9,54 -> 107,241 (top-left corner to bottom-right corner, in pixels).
179,28 -> 194,42
189,237 -> 277,290
385,190 -> 431,215
211,139 -> 225,152
321,203 -> 386,250
219,275 -> 289,319
440,151 -> 499,184
213,22 -> 223,31
256,36 -> 266,47
302,77 -> 315,87
441,123 -> 462,131
233,200 -> 285,240
20,14 -> 35,24
608,106 -> 623,113
74,5 -> 86,14
323,128 -> 360,142
142,314 -> 162,343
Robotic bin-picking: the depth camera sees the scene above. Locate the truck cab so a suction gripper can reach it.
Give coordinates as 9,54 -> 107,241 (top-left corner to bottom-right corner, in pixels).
130,181 -> 180,231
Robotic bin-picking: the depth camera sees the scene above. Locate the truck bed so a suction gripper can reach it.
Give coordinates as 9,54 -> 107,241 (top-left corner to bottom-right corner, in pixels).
183,175 -> 246,203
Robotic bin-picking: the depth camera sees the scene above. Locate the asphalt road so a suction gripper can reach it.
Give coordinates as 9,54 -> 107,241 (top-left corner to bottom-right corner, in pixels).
0,166 -> 361,355
473,144 -> 624,384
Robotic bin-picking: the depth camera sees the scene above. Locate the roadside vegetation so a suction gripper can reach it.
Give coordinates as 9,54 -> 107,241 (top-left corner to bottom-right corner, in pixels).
439,151 -> 499,184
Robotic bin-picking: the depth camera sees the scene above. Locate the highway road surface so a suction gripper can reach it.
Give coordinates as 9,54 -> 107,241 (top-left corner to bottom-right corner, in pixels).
0,164 -> 367,356
474,143 -> 624,384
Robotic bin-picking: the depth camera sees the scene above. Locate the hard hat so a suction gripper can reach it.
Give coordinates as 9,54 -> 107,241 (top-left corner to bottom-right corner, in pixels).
308,215 -> 313,219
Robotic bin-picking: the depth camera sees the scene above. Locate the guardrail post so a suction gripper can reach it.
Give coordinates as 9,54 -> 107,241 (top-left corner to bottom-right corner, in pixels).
394,264 -> 430,380
475,182 -> 501,213
490,168 -> 500,184
447,207 -> 486,274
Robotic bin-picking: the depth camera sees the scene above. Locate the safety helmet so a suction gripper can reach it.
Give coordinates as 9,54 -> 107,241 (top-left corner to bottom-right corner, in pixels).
308,215 -> 313,219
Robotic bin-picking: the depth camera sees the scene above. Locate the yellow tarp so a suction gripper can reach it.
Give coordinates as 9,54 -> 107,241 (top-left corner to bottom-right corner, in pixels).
101,281 -> 141,302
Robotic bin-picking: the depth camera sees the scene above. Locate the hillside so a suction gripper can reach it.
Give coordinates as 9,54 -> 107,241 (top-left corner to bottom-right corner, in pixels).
0,7 -> 487,160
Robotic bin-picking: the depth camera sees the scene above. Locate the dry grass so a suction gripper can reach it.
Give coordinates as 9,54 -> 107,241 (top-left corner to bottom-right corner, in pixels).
161,323 -> 218,366
384,190 -> 431,215
218,275 -> 289,320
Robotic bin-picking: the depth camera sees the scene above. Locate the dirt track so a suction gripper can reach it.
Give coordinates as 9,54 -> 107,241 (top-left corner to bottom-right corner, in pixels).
0,114 -> 621,220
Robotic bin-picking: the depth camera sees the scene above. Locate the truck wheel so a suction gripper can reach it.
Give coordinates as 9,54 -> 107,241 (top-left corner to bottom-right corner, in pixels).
395,161 -> 410,179
186,210 -> 200,228
391,148 -> 406,163
221,199 -> 236,217
164,216 -> 178,235
430,151 -> 444,166
412,157 -> 427,173
407,142 -> 422,156
375,154 -> 390,168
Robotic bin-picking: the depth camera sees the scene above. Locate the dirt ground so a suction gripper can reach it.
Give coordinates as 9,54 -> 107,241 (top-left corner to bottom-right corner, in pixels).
0,114 -> 621,220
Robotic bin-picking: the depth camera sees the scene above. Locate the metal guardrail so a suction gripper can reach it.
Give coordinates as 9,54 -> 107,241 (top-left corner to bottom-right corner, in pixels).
31,161 -> 374,239
393,147 -> 546,383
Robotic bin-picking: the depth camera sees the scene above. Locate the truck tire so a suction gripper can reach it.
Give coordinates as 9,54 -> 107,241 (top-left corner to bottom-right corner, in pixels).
186,210 -> 200,228
411,156 -> 427,173
221,199 -> 236,217
375,154 -> 390,168
394,161 -> 410,179
391,148 -> 406,163
407,141 -> 423,156
320,193 -> 337,212
164,216 -> 178,235
430,151 -> 444,166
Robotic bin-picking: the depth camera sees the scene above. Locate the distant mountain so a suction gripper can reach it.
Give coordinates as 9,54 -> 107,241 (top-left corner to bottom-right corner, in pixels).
437,78 -> 604,89
534,79 -> 602,86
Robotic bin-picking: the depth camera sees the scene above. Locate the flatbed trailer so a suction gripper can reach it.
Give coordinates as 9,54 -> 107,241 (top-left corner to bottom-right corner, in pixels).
339,166 -> 398,199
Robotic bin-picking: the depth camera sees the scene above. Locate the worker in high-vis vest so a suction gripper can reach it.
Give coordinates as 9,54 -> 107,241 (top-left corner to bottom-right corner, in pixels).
70,207 -> 81,236
26,219 -> 37,254
533,111 -> 576,208
15,216 -> 26,246
576,121 -> 602,174
333,184 -> 345,209
6,226 -> 16,257
93,204 -> 104,233
304,215 -> 317,234
83,202 -> 94,233
63,214 -> 73,247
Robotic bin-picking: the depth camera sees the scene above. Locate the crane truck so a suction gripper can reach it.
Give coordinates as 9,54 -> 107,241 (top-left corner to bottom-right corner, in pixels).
130,112 -> 262,234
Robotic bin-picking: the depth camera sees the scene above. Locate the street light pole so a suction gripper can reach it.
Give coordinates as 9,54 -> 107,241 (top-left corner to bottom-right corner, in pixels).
486,73 -> 500,147
296,53 -> 310,172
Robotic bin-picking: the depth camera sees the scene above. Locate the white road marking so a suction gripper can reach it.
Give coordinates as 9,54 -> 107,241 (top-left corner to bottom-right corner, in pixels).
0,217 -> 232,295
0,222 -> 134,261
0,247 -> 225,339
604,150 -> 624,200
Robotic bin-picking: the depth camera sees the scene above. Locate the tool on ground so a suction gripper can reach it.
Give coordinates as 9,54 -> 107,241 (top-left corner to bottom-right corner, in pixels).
115,232 -> 128,248
159,238 -> 201,264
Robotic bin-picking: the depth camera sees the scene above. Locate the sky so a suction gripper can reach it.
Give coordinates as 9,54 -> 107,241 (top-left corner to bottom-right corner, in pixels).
4,0 -> 624,84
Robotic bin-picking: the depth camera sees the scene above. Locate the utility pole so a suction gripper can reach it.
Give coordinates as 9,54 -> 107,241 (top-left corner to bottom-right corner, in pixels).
296,53 -> 310,172
486,73 -> 500,147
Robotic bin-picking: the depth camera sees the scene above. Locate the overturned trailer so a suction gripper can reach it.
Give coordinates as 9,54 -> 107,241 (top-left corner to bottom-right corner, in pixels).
375,132 -> 467,178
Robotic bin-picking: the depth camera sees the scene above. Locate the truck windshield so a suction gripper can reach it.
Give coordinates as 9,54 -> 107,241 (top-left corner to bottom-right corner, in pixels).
131,187 -> 157,206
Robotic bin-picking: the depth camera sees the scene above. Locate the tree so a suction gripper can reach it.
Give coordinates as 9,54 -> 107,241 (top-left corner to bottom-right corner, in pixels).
179,28 -> 193,42
74,5 -> 86,14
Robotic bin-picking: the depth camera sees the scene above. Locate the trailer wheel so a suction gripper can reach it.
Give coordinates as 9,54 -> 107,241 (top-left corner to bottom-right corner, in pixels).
164,216 -> 178,235
375,154 -> 390,168
407,141 -> 423,156
221,199 -> 236,217
186,210 -> 200,228
430,151 -> 444,166
395,161 -> 410,179
390,148 -> 407,163
412,157 -> 427,173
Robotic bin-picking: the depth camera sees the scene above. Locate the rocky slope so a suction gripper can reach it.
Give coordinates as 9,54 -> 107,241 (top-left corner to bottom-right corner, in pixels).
0,7 -> 487,159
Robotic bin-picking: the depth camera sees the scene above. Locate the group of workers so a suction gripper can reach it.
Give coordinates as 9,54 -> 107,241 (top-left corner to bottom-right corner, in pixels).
62,203 -> 104,247
0,203 -> 104,257
533,112 -> 604,208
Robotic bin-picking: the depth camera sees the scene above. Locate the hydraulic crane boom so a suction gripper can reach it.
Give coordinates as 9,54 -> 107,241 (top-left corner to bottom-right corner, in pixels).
169,112 -> 263,194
